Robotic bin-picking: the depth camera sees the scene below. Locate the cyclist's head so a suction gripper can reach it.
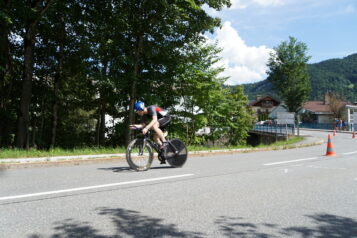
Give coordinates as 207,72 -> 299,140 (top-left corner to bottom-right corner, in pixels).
134,101 -> 145,111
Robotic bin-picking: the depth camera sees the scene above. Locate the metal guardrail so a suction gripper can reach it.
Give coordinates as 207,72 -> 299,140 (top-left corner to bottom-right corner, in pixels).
252,124 -> 295,135
299,123 -> 356,131
299,123 -> 334,130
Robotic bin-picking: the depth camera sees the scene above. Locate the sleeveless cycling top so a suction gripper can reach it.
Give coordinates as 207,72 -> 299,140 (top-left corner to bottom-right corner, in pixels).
142,105 -> 168,122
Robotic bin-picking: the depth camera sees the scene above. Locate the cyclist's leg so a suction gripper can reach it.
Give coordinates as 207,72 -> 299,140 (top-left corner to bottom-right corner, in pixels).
156,116 -> 171,146
152,122 -> 166,146
153,132 -> 161,145
152,125 -> 167,164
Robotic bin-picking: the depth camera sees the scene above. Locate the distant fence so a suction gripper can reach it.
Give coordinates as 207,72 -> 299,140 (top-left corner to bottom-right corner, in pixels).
299,123 -> 356,131
252,124 -> 295,135
299,123 -> 334,130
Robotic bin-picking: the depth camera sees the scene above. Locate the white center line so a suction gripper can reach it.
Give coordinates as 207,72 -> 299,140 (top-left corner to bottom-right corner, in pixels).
264,157 -> 320,166
0,174 -> 194,201
343,151 -> 357,155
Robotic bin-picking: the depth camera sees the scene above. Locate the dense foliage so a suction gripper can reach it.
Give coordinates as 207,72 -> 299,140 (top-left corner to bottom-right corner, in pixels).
244,53 -> 357,103
0,0 -> 254,149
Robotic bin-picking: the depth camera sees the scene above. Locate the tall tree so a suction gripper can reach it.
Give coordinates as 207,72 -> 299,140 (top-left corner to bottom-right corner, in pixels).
15,0 -> 56,148
116,0 -> 231,145
0,0 -> 14,146
267,36 -> 311,113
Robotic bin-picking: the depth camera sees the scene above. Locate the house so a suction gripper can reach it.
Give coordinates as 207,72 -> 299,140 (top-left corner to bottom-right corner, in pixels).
301,101 -> 335,123
249,95 -> 281,121
301,93 -> 357,127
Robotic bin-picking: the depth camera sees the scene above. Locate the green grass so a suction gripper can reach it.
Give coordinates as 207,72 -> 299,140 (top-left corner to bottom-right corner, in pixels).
187,144 -> 248,151
0,136 -> 304,159
256,136 -> 304,148
0,147 -> 126,159
188,136 -> 304,151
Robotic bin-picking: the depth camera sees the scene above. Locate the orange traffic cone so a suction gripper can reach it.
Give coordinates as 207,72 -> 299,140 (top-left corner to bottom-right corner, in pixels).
333,130 -> 336,136
326,134 -> 336,156
353,131 -> 356,139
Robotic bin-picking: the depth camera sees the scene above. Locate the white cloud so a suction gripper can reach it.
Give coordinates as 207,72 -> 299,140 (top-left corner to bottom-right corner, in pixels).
230,0 -> 284,9
343,5 -> 355,14
252,0 -> 284,7
212,21 -> 273,85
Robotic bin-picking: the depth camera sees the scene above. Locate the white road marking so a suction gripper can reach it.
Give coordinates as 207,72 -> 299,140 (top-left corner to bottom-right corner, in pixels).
0,174 -> 194,201
308,165 -> 346,170
342,151 -> 357,155
264,157 -> 320,166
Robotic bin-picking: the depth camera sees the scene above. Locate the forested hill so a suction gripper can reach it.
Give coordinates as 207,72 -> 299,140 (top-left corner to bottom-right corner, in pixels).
243,53 -> 357,102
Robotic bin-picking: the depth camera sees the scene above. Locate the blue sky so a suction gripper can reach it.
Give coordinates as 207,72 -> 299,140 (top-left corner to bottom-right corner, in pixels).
205,0 -> 357,85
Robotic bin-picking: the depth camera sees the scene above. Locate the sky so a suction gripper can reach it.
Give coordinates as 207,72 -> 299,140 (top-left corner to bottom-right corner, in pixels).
204,0 -> 357,85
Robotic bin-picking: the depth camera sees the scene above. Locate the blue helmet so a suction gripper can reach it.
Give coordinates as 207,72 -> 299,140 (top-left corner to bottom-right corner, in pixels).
134,101 -> 145,111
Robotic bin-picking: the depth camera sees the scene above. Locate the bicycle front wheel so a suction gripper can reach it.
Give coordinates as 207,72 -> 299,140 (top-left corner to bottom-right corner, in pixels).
126,139 -> 154,171
165,138 -> 187,168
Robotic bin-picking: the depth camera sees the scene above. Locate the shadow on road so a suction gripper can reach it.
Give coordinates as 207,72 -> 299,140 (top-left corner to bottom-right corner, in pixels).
28,211 -> 357,237
281,213 -> 357,237
97,167 -> 131,172
29,207 -> 203,238
215,216 -> 275,237
215,213 -> 357,238
98,166 -> 174,173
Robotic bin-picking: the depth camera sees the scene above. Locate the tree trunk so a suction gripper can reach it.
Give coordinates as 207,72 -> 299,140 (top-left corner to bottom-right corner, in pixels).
125,33 -> 143,146
98,59 -> 108,146
31,116 -> 37,148
38,94 -> 46,148
99,102 -> 106,145
50,15 -> 65,147
0,0 -> 13,146
15,0 -> 55,148
95,113 -> 100,146
16,21 -> 36,148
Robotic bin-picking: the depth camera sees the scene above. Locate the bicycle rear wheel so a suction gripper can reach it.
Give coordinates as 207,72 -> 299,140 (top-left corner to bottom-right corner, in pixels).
164,138 -> 187,168
126,139 -> 154,171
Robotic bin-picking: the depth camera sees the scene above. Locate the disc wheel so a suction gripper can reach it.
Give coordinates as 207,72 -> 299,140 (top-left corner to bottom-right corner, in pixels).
126,139 -> 154,171
164,139 -> 187,168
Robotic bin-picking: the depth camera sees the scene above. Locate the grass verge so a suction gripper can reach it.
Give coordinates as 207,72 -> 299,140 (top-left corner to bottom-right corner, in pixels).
0,136 -> 304,159
0,147 -> 126,159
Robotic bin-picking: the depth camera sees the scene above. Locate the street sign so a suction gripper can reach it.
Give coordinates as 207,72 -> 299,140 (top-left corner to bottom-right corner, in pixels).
277,112 -> 295,125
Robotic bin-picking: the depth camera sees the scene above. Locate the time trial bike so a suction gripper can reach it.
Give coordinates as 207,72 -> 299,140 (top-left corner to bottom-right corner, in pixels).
126,128 -> 188,171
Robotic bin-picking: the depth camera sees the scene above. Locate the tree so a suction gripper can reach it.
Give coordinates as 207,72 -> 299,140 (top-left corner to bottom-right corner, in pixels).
15,0 -> 56,148
0,0 -> 14,146
327,92 -> 345,119
226,86 -> 254,145
115,0 -> 231,145
267,36 -> 311,113
2,0 -> 242,149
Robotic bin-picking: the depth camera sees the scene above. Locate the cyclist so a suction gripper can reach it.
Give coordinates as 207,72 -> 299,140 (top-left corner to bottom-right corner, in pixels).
129,101 -> 171,151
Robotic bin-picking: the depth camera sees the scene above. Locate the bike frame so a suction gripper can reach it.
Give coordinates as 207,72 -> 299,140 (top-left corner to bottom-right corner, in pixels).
134,129 -> 179,156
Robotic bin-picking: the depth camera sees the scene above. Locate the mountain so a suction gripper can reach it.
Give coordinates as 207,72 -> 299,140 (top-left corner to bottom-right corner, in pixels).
243,53 -> 357,102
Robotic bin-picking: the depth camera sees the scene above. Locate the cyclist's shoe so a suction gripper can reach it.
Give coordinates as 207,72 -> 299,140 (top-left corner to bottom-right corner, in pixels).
158,153 -> 166,164
160,141 -> 169,150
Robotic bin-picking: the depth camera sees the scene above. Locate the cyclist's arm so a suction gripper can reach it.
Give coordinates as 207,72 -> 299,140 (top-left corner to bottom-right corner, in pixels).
144,116 -> 158,130
129,123 -> 145,129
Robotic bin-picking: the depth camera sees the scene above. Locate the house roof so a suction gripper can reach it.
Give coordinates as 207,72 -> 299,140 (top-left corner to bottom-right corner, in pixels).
303,101 -> 347,113
303,101 -> 330,113
249,95 -> 280,107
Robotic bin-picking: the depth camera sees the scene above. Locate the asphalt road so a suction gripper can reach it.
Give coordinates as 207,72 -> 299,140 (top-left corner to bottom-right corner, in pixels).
0,130 -> 356,238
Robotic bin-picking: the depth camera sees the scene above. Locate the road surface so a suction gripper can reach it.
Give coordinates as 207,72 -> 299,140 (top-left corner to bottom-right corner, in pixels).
0,130 -> 356,237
